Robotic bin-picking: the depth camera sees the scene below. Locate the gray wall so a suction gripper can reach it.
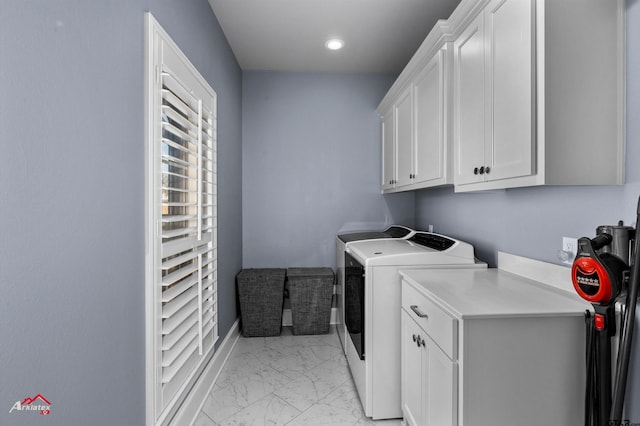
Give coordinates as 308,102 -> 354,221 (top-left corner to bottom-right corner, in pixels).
242,71 -> 414,269
0,1 -> 242,425
2,0 -> 638,424
414,0 -> 640,420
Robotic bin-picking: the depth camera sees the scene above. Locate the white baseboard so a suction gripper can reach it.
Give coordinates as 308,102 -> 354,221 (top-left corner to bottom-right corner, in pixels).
282,307 -> 339,326
169,319 -> 241,426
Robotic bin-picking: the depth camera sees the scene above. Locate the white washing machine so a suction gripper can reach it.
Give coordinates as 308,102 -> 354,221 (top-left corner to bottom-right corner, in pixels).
335,226 -> 414,352
344,232 -> 487,420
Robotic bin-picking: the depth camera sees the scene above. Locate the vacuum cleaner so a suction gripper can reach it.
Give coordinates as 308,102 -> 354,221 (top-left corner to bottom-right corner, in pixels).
571,198 -> 640,426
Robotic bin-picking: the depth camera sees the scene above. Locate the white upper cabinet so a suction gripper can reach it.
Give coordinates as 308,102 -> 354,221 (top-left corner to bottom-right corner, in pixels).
413,48 -> 450,187
454,0 -> 534,186
454,14 -> 486,185
379,0 -> 624,193
395,86 -> 414,187
381,108 -> 396,191
451,0 -> 624,192
487,0 -> 534,182
377,23 -> 454,193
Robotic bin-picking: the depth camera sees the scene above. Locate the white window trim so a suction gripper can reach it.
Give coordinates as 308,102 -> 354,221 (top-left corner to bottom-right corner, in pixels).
144,13 -> 218,426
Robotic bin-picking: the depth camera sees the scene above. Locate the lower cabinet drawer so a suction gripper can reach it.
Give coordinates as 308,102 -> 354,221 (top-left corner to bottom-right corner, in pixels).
402,279 -> 458,360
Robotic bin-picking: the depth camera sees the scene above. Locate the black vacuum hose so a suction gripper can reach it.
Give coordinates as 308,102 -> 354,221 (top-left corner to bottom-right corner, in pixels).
584,310 -> 601,426
610,196 -> 640,423
585,311 -> 595,426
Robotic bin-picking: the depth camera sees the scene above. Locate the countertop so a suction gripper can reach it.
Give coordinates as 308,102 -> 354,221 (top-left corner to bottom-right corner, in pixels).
400,268 -> 591,319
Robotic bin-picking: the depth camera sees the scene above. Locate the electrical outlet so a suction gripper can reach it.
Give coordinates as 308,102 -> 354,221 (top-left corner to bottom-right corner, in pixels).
563,237 -> 578,256
559,237 -> 579,264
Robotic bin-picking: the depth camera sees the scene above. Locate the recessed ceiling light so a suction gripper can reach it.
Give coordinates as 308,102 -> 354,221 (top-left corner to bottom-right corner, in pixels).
325,39 -> 344,50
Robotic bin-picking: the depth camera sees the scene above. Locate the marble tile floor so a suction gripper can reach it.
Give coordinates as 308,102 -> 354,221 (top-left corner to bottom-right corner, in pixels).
194,326 -> 403,426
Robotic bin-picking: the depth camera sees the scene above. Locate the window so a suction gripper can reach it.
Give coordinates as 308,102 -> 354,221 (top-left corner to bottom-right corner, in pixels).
145,13 -> 218,425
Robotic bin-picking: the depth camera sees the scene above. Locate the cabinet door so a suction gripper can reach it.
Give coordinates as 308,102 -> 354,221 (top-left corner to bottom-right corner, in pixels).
403,310 -> 457,426
414,50 -> 444,185
395,86 -> 414,187
485,0 -> 534,181
401,311 -> 425,426
454,13 -> 486,185
381,111 -> 396,190
425,336 -> 457,426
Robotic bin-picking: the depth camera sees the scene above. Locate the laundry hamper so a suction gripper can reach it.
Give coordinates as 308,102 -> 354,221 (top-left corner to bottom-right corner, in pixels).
237,269 -> 286,337
286,267 -> 334,335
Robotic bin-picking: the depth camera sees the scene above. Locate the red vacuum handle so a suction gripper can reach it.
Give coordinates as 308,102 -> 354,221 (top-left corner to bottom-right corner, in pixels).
572,256 -> 614,304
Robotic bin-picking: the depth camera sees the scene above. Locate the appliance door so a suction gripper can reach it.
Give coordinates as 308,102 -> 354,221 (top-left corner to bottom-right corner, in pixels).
345,252 -> 365,360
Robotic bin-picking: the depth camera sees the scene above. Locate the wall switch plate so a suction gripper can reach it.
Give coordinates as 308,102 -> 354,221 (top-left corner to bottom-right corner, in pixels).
559,237 -> 579,264
428,224 -> 434,233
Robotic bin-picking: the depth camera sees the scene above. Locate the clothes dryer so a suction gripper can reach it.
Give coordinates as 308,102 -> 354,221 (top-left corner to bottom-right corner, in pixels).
335,225 -> 414,351
344,232 -> 486,420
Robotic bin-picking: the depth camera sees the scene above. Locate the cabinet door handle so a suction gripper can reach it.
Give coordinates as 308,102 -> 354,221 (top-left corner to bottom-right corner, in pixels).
410,305 -> 428,318
479,166 -> 485,175
485,166 -> 491,174
473,167 -> 479,175
412,334 -> 417,342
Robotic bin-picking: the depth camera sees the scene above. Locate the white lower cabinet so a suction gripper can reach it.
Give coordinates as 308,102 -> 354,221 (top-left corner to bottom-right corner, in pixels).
401,312 -> 424,426
401,310 -> 456,426
400,268 -> 587,426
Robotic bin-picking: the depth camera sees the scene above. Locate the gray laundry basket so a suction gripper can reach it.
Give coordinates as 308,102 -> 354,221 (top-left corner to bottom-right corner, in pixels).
237,269 -> 286,337
287,267 -> 334,335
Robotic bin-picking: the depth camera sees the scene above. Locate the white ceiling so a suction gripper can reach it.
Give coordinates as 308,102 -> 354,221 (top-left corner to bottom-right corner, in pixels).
207,0 -> 461,74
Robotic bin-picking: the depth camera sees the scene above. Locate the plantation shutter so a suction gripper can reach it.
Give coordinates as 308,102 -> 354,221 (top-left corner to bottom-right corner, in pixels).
146,14 -> 218,424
